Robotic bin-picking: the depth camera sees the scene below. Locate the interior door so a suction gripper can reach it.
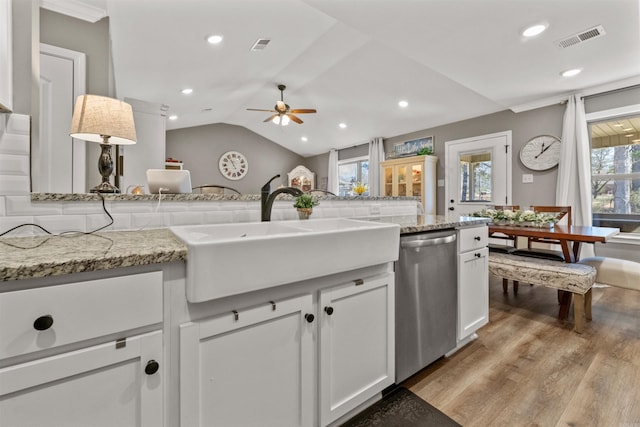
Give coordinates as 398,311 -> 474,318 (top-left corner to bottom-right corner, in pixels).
445,131 -> 512,216
38,44 -> 86,193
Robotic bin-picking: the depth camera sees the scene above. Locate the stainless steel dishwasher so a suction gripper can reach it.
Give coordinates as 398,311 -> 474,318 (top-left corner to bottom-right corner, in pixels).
395,229 -> 458,383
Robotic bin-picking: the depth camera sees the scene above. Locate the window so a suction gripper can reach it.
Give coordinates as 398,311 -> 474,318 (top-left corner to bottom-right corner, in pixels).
458,152 -> 492,202
338,156 -> 369,196
589,113 -> 640,233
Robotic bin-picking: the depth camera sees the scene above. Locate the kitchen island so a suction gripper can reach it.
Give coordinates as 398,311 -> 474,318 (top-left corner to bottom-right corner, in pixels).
0,215 -> 488,427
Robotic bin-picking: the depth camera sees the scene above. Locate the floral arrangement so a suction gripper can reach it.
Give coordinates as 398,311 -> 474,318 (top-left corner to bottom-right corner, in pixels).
352,182 -> 367,195
470,208 -> 559,227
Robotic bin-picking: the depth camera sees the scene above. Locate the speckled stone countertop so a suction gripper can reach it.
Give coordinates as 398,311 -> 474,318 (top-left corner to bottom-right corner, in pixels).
31,192 -> 416,202
0,228 -> 187,282
0,216 -> 487,282
357,215 -> 490,234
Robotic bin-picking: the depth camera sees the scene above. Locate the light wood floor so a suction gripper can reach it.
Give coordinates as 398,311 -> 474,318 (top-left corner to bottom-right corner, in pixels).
403,276 -> 640,427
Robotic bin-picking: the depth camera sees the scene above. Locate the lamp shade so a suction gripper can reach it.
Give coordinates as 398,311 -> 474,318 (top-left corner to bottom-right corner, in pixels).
69,95 -> 137,145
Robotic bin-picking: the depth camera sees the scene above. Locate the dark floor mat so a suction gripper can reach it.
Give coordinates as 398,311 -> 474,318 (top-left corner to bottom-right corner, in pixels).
340,386 -> 461,427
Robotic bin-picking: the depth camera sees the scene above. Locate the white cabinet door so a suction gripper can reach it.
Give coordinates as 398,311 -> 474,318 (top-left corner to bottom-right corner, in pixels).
318,274 -> 395,426
458,247 -> 489,339
180,295 -> 314,427
0,0 -> 12,113
0,330 -> 163,427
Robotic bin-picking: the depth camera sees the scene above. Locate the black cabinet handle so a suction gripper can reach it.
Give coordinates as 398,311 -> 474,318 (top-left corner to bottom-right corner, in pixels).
33,315 -> 54,331
474,236 -> 481,241
305,313 -> 315,323
145,360 -> 160,375
448,207 -> 455,211
324,306 -> 334,316
475,253 -> 482,258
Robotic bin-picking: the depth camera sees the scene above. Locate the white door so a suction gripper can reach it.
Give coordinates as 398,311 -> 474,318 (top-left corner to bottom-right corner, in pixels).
445,131 -> 512,216
318,274 -> 395,426
179,295 -> 314,427
38,44 -> 86,193
0,330 -> 163,427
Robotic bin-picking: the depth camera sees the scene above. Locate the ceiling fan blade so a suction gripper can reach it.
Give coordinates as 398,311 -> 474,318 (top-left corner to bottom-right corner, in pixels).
263,114 -> 279,123
247,108 -> 276,112
288,114 -> 303,124
289,109 -> 317,114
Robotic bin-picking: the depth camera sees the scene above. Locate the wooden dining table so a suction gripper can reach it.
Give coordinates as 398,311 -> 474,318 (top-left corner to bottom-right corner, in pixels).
488,224 -> 620,263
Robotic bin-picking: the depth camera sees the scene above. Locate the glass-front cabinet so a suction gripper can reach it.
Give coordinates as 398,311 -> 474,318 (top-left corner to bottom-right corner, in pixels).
381,155 -> 437,215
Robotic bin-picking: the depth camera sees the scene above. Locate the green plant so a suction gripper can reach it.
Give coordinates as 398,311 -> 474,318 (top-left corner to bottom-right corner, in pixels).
293,194 -> 319,209
417,147 -> 433,156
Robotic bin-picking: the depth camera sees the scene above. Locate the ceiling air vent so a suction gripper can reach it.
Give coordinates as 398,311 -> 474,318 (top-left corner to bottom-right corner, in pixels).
251,38 -> 271,51
556,25 -> 606,49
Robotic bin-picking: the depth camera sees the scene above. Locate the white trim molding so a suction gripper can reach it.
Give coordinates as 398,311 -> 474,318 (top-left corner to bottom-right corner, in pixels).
40,0 -> 107,23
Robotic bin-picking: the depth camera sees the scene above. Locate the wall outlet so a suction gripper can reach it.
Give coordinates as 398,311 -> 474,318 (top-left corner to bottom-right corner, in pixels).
522,174 -> 534,183
437,179 -> 445,187
370,204 -> 381,215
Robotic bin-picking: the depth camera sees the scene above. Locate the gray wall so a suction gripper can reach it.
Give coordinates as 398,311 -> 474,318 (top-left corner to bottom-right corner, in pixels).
166,123 -> 306,194
386,105 -> 566,213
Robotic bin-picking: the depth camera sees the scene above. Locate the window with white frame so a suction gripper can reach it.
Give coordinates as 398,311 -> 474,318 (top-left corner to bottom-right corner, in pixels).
338,156 -> 369,196
588,111 -> 640,233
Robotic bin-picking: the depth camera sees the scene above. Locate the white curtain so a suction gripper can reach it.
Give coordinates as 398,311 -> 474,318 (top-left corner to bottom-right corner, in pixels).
368,137 -> 385,196
327,149 -> 339,195
556,94 -> 594,258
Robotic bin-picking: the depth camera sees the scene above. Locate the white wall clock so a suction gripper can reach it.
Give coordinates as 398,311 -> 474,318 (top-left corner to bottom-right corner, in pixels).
519,135 -> 561,171
218,151 -> 248,180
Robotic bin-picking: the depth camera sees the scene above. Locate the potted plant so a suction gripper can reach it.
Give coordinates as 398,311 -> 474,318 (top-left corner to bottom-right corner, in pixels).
293,194 -> 319,219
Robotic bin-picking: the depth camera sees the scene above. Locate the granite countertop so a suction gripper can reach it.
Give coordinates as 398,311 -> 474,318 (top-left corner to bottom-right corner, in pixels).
0,228 -> 187,282
357,215 -> 490,234
0,216 -> 487,282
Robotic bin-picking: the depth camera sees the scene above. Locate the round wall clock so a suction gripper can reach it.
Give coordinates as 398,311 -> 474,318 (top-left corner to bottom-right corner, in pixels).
519,135 -> 561,171
218,151 -> 248,180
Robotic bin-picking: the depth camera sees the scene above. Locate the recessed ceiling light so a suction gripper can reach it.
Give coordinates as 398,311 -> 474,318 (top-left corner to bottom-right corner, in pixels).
561,68 -> 582,77
522,24 -> 547,37
398,100 -> 409,108
168,115 -> 178,121
206,34 -> 223,44
181,88 -> 193,95
301,136 -> 308,142
339,123 -> 347,129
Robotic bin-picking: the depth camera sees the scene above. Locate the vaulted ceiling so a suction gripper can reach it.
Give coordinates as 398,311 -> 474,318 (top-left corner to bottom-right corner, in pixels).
49,0 -> 640,157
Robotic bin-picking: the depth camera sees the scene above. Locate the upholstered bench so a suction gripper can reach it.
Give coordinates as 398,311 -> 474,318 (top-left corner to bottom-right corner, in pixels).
488,252 -> 597,333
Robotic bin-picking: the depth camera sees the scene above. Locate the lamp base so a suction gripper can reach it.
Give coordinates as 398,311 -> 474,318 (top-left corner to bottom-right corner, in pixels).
90,181 -> 120,194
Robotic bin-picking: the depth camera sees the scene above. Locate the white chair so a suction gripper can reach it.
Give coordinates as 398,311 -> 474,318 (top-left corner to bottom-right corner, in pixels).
577,257 -> 640,291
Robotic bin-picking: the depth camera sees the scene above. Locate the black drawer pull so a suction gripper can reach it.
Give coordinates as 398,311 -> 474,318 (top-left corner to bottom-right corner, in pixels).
324,306 -> 334,316
474,236 -> 481,241
145,360 -> 160,375
305,313 -> 315,323
33,315 -> 54,331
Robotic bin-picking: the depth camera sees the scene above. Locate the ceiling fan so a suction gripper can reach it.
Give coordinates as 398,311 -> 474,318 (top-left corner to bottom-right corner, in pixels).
247,84 -> 317,125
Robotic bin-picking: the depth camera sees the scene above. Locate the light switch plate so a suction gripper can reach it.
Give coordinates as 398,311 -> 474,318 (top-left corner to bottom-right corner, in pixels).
437,179 -> 445,187
522,174 -> 534,183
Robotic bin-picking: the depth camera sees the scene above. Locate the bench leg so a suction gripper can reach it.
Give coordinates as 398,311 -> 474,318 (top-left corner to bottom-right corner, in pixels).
513,281 -> 519,295
502,278 -> 508,294
585,288 -> 592,321
574,293 -> 585,334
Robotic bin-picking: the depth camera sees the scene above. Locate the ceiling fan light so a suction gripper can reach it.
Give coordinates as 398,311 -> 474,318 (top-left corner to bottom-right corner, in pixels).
272,115 -> 290,126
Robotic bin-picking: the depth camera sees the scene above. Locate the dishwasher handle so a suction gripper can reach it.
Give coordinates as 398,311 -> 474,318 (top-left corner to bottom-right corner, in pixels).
400,233 -> 456,248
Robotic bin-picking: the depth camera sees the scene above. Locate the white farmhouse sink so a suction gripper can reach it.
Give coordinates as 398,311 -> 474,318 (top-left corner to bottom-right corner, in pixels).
170,218 -> 400,302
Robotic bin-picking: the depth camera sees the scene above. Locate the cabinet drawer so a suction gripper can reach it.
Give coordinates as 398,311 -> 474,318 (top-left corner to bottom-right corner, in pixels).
458,225 -> 489,252
0,271 -> 162,360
